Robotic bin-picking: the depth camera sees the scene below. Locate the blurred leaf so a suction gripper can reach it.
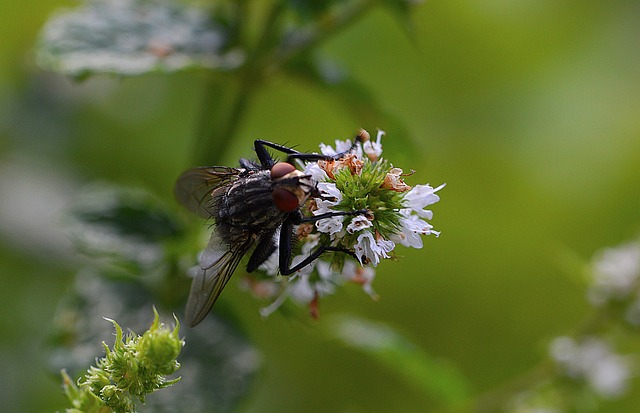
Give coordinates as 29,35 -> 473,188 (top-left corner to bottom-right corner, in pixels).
64,185 -> 183,278
70,187 -> 182,242
327,315 -> 470,406
47,273 -> 261,413
36,0 -> 244,78
380,0 -> 421,35
286,0 -> 343,20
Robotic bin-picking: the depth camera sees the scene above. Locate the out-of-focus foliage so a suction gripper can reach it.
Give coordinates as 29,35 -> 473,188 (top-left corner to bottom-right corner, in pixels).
2,0 -> 640,412
37,0 -> 243,78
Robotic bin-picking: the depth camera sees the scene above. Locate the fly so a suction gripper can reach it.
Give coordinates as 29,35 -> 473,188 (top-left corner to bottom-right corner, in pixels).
175,136 -> 366,326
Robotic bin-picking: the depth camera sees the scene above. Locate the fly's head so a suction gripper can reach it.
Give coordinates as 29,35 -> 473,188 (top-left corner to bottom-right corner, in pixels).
270,162 -> 315,212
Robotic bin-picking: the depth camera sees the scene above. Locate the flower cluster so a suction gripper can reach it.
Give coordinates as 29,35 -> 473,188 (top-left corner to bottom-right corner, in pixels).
244,130 -> 444,317
549,336 -> 632,399
62,308 -> 184,413
587,240 -> 640,326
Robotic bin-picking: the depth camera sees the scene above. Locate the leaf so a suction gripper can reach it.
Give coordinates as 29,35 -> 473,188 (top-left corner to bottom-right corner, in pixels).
286,0 -> 344,21
380,0 -> 422,36
36,0 -> 244,78
63,185 -> 183,277
69,186 -> 182,242
327,315 -> 470,406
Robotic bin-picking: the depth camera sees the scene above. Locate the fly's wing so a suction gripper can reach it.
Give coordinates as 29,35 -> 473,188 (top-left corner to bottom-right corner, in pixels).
185,233 -> 254,327
175,166 -> 242,218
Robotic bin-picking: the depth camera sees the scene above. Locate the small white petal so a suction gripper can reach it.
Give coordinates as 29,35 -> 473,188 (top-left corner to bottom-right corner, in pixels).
404,184 -> 441,212
588,242 -> 640,304
315,216 -> 343,235
316,182 -> 342,204
346,215 -> 373,233
341,260 -> 378,298
354,232 -> 395,267
319,143 -> 338,156
304,162 -> 329,182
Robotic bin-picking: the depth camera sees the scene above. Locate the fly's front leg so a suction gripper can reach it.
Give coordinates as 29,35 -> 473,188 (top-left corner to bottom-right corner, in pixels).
285,131 -> 366,164
254,130 -> 366,168
278,209 -> 367,276
254,140 -> 302,169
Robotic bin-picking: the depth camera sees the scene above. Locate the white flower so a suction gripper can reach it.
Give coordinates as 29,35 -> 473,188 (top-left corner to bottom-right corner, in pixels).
549,336 -> 631,398
314,182 -> 344,235
303,162 -> 329,182
320,138 -> 363,159
314,182 -> 342,209
392,214 -> 436,248
346,215 -> 372,234
315,215 -> 343,235
354,231 -> 395,267
363,129 -> 384,161
341,260 -> 378,299
288,260 -> 336,305
587,242 -> 640,306
402,183 -> 444,219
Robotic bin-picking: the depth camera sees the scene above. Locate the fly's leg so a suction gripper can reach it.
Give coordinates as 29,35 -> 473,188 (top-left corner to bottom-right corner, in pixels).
254,140 -> 295,169
246,229 -> 277,273
253,131 -> 366,168
277,209 -> 367,276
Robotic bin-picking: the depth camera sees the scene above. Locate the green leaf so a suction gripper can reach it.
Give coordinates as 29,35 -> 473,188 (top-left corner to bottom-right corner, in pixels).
286,0 -> 344,21
381,0 -> 422,36
327,315 -> 470,406
68,186 -> 182,242
36,0 -> 244,78
63,185 -> 183,278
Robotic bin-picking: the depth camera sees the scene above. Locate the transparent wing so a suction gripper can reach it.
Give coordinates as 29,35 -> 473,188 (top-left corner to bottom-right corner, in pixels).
175,166 -> 242,218
185,233 -> 254,327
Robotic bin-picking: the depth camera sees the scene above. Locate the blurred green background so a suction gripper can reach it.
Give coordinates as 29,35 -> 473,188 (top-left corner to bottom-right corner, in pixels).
2,1 -> 640,412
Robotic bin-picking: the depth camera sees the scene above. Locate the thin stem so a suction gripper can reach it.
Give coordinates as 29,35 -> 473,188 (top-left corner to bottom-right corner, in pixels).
191,0 -> 378,165
191,73 -> 250,166
470,361 -> 555,413
191,3 -> 286,166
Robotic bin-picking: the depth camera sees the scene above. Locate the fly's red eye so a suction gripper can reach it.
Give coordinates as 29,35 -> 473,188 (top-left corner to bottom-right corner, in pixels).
270,162 -> 296,180
272,187 -> 299,212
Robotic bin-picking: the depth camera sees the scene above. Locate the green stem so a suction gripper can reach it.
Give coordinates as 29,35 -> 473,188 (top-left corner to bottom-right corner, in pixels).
191,73 -> 251,166
191,3 -> 286,166
191,0 -> 378,166
469,361 -> 555,413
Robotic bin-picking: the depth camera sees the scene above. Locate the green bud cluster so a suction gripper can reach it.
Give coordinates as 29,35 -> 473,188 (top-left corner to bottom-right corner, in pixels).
62,308 -> 184,413
332,159 -> 405,244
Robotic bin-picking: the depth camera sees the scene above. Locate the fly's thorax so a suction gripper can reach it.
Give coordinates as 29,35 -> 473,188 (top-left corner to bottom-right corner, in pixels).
215,169 -> 285,232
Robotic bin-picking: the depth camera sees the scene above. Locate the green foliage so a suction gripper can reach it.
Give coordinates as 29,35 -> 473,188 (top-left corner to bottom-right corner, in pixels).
328,315 -> 470,406
0,0 -> 633,412
36,0 -> 242,78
